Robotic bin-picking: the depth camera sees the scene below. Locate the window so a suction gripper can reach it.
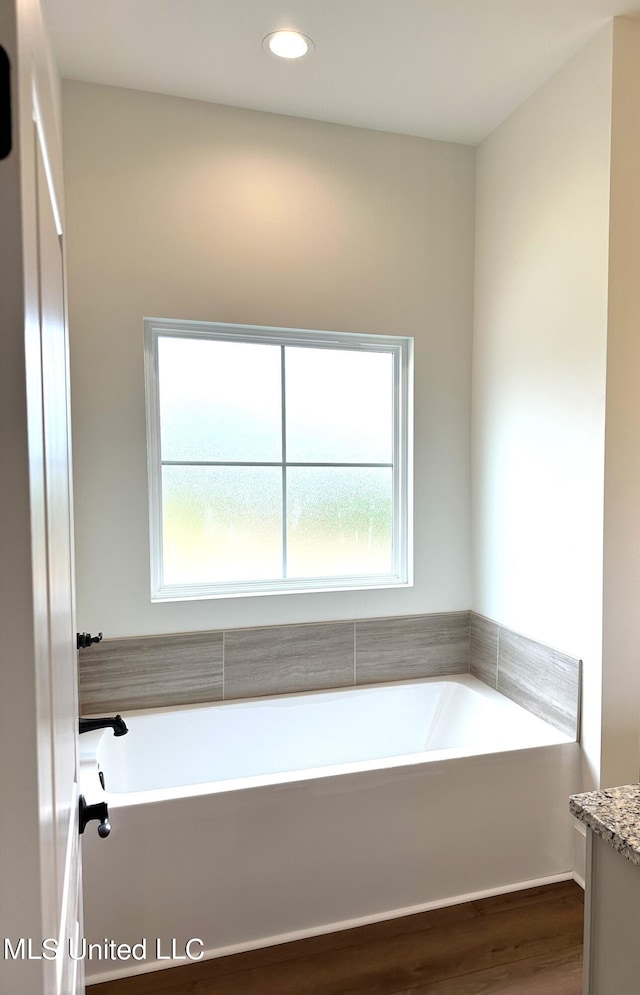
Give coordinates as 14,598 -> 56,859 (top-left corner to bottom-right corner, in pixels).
144,318 -> 412,600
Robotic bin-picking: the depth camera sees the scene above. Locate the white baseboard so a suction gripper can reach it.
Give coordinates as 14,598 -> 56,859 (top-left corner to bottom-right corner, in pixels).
86,870 -> 575,986
573,818 -> 587,889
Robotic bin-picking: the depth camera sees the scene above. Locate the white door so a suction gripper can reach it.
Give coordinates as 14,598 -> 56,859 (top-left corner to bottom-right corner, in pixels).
0,1 -> 83,993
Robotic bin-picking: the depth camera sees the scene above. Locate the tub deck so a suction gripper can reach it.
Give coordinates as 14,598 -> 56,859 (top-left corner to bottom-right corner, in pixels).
80,674 -> 581,984
84,674 -> 573,805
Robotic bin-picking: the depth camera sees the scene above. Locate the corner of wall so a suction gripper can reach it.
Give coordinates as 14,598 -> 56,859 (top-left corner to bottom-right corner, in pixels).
471,25 -> 614,786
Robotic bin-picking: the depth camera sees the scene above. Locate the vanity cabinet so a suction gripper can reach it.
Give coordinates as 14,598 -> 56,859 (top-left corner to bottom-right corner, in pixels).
571,785 -> 640,995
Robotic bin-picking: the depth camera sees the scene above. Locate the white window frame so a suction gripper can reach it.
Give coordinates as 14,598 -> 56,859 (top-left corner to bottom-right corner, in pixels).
144,317 -> 413,601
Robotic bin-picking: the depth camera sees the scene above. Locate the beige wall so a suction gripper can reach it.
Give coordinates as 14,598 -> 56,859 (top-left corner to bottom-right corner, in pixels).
601,19 -> 640,787
63,81 -> 475,637
472,27 -> 613,786
64,23 -> 640,790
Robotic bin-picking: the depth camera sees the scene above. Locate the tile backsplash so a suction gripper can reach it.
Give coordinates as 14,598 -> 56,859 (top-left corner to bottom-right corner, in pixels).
79,610 -> 580,741
224,622 -> 355,700
79,612 -> 469,713
355,613 -> 469,685
79,630 -> 223,712
470,612 -> 581,740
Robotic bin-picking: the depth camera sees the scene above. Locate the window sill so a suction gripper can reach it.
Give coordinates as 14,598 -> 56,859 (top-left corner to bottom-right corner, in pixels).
151,575 -> 413,602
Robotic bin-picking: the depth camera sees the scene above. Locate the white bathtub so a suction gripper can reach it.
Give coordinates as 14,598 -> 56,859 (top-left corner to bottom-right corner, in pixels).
81,674 -> 581,983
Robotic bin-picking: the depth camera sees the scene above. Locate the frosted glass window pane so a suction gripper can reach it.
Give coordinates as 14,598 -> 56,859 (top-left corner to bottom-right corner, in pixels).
285,347 -> 393,464
286,468 -> 393,578
158,337 -> 282,462
162,466 -> 282,585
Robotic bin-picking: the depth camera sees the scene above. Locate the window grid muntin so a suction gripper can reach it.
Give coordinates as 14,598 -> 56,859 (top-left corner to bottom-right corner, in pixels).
280,345 -> 287,579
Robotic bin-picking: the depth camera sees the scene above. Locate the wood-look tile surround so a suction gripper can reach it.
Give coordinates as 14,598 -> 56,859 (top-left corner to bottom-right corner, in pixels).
78,630 -> 224,713
79,611 -> 581,741
223,622 -> 356,700
469,612 -> 581,739
79,612 -> 469,714
355,612 -> 469,684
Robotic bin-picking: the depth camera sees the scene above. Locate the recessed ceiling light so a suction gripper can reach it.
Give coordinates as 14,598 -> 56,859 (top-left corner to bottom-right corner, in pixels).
263,30 -> 315,60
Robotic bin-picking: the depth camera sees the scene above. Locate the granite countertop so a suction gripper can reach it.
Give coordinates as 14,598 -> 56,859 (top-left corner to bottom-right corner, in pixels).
570,784 -> 640,866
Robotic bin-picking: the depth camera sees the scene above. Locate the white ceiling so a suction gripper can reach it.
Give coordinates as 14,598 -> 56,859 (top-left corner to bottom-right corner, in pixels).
43,0 -> 640,145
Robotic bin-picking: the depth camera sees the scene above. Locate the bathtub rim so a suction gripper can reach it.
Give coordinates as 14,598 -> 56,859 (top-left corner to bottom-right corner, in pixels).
80,673 -> 575,808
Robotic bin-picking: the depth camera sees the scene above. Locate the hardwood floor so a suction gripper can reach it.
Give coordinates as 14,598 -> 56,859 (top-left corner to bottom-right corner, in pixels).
90,881 -> 584,995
